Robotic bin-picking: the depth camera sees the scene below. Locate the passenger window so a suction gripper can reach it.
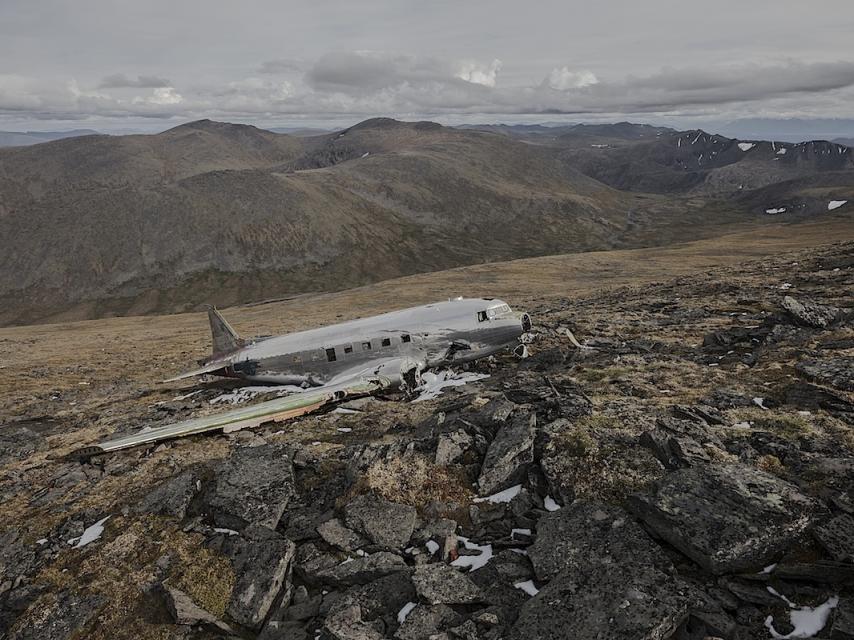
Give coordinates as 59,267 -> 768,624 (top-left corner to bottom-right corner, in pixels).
381,338 -> 391,347
325,348 -> 336,362
344,345 -> 353,354
477,311 -> 488,322
401,334 -> 411,343
362,341 -> 372,351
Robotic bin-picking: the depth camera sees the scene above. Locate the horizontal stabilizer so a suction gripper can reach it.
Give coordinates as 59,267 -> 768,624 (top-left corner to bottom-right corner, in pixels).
163,359 -> 230,383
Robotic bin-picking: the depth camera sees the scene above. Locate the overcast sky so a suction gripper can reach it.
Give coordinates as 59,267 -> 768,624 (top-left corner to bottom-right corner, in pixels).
2,0 -> 854,131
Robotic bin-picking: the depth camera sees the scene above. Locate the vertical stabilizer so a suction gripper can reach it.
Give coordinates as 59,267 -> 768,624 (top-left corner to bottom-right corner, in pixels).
207,306 -> 244,356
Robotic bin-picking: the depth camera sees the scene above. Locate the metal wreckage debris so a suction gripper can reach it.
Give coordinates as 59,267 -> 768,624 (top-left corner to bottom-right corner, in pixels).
65,298 -> 532,459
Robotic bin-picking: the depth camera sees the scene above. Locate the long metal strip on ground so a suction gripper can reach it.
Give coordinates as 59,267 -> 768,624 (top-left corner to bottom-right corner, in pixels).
65,380 -> 381,460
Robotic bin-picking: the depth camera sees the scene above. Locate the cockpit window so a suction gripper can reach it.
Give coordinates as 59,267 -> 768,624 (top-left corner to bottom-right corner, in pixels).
477,311 -> 488,322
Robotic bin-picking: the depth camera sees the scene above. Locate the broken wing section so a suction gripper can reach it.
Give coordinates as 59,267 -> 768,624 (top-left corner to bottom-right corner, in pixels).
64,378 -> 385,460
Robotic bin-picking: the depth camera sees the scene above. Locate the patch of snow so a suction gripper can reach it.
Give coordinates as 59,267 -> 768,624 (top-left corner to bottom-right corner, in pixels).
336,427 -> 352,433
732,421 -> 752,429
798,411 -> 812,416
210,385 -> 303,405
70,516 -> 110,548
473,484 -> 522,504
36,538 -> 48,545
590,144 -> 609,148
765,207 -> 787,215
425,540 -> 440,555
543,496 -> 561,511
214,527 -> 239,536
413,370 -> 490,403
692,132 -> 702,144
509,548 -> 528,555
360,151 -> 370,158
828,200 -> 848,211
780,282 -> 793,290
762,563 -> 778,574
451,536 -> 494,571
514,580 -> 539,596
511,528 -> 532,539
753,397 -> 767,410
777,147 -> 787,155
764,588 -> 839,639
738,142 -> 755,151
397,602 -> 417,624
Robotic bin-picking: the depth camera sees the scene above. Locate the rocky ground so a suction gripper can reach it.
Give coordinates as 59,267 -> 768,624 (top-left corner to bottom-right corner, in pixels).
1,239 -> 853,640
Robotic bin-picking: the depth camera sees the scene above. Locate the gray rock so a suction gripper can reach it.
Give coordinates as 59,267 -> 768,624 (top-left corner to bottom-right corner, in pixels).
773,561 -> 854,584
395,604 -> 460,640
324,597 -> 385,640
436,429 -> 476,465
204,443 -> 295,530
782,295 -> 842,329
134,470 -> 199,520
7,591 -> 104,640
509,561 -> 689,640
412,564 -> 484,605
468,550 -> 533,608
163,583 -> 229,629
344,494 -> 417,549
814,514 -> 854,562
478,411 -> 536,495
348,571 -> 418,630
258,620 -> 309,640
797,358 -> 854,392
832,598 -> 854,639
225,527 -> 296,630
627,463 -> 819,574
317,518 -> 368,553
528,501 -> 669,582
0,426 -> 47,466
315,552 -> 409,588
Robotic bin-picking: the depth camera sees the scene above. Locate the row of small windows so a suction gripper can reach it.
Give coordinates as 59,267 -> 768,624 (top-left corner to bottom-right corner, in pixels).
325,334 -> 411,362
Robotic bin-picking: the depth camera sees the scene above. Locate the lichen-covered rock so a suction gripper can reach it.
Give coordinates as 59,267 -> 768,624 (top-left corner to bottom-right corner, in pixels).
797,358 -> 854,392
509,561 -> 689,640
468,550 -> 533,608
314,552 -> 409,588
344,494 -> 417,549
317,518 -> 368,553
627,463 -> 820,574
204,443 -> 295,530
324,597 -> 385,640
224,526 -> 296,630
477,411 -> 536,495
528,501 -> 669,582
394,604 -> 461,640
134,469 -> 200,520
412,564 -> 484,605
7,591 -> 104,640
814,514 -> 854,562
782,295 -> 842,328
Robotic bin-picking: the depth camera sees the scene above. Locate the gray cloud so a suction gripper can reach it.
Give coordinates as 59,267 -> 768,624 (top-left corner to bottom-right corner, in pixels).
98,74 -> 172,89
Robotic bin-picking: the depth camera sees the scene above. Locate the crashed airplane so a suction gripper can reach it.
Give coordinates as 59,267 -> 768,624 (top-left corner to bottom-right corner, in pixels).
70,298 -> 531,458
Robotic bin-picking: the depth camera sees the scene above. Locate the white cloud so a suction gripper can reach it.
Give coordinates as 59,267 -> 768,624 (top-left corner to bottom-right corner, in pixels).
134,87 -> 183,106
456,59 -> 502,87
547,67 -> 598,90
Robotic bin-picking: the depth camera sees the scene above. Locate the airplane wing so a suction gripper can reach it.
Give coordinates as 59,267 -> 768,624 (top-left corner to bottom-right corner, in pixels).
63,376 -> 388,460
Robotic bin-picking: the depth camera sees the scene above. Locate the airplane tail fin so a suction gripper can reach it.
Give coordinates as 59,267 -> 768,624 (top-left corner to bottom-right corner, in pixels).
207,306 -> 244,356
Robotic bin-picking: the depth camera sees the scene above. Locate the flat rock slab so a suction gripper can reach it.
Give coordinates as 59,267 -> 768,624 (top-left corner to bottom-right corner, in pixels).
478,411 -> 536,495
163,584 -> 229,630
412,564 -> 484,605
315,552 -> 409,588
814,514 -> 854,562
344,494 -> 417,549
509,561 -> 688,640
205,443 -> 295,530
528,501 -> 669,582
134,469 -> 200,520
7,591 -> 104,640
782,295 -> 842,329
317,518 -> 368,553
627,463 -> 819,574
797,358 -> 854,392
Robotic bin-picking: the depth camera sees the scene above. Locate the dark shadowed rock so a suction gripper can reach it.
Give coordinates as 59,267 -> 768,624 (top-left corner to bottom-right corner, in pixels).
204,443 -> 295,530
224,526 -> 296,630
832,598 -> 854,639
478,411 -> 536,495
782,295 -> 842,328
315,552 -> 409,588
134,469 -> 200,520
258,620 -> 309,640
814,514 -> 854,562
509,561 -> 689,640
627,464 -> 819,574
344,494 -> 417,549
528,501 -> 669,581
347,571 -> 417,633
468,549 -> 533,608
412,564 -> 484,605
317,518 -> 368,553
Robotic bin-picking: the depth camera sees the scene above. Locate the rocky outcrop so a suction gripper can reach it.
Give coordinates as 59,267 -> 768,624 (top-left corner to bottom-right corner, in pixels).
782,295 -> 843,328
477,411 -> 536,495
627,464 -> 820,574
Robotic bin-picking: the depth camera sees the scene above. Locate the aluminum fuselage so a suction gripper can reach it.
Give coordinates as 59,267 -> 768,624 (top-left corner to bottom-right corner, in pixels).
211,298 -> 529,385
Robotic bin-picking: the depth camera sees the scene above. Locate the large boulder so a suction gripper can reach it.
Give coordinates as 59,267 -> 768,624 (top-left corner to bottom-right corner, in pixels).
204,444 -> 295,530
478,411 -> 536,495
528,501 -> 669,582
411,564 -> 484,605
627,463 -> 820,574
782,295 -> 843,329
344,494 -> 417,549
509,561 -> 689,640
223,526 -> 296,630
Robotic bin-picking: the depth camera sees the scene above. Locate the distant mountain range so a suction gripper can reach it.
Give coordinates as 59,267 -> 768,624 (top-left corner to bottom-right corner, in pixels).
0,129 -> 99,147
0,118 -> 851,325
